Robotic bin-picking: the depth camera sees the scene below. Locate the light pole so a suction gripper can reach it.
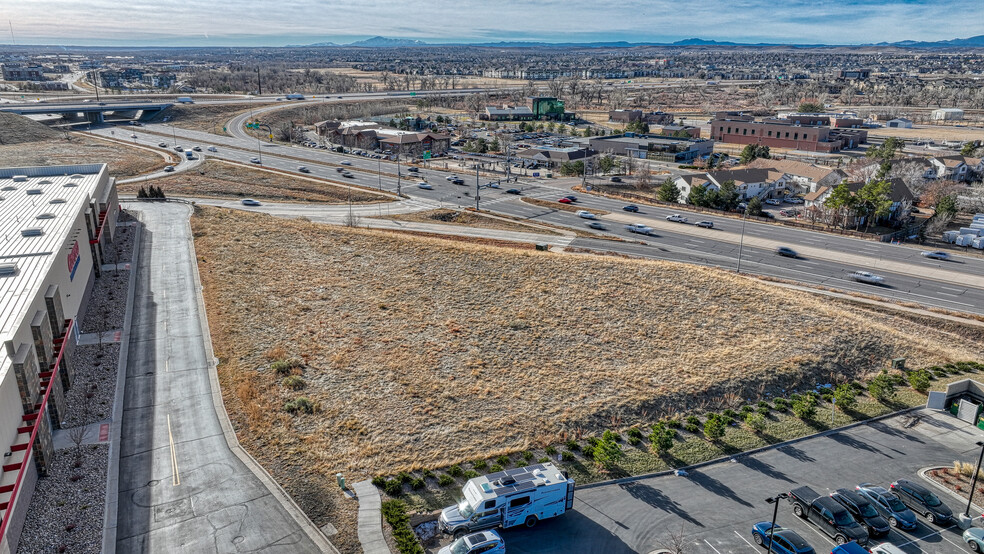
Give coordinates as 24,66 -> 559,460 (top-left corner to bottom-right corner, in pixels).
736,205 -> 749,274
765,493 -> 789,554
377,158 -> 382,190
965,441 -> 984,518
170,124 -> 177,147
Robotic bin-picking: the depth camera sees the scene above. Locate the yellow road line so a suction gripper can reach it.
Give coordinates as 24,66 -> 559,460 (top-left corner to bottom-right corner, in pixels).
167,414 -> 181,486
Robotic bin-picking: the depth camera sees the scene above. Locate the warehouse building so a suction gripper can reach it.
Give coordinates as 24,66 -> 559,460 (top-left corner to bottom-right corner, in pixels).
0,164 -> 117,553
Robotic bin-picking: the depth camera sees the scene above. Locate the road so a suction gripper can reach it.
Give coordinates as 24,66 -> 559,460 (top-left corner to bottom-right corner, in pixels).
479,409 -> 983,554
86,122 -> 984,314
116,202 -> 327,553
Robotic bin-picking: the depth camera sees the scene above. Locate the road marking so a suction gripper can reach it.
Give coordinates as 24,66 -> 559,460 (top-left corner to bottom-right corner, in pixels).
703,538 -> 724,554
733,530 -> 760,551
939,292 -> 962,297
167,414 -> 181,486
798,520 -> 836,545
941,286 -> 965,292
892,523 -> 955,549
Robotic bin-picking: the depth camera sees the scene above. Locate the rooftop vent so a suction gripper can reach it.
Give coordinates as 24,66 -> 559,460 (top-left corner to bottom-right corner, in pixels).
0,263 -> 18,277
26,189 -> 43,195
1,186 -> 16,191
49,198 -> 66,204
63,182 -> 78,188
36,213 -> 56,220
21,228 -> 44,237
38,179 -> 53,185
69,174 -> 83,179
12,175 -> 28,182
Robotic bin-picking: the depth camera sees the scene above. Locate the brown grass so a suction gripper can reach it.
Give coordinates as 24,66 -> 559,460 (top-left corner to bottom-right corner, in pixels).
521,197 -> 611,215
380,208 -> 563,235
149,103 -> 255,134
120,159 -> 390,203
194,206 -> 982,485
0,134 -> 168,176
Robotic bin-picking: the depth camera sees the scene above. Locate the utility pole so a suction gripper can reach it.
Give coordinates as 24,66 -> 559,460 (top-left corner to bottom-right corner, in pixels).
257,68 -> 261,95
396,155 -> 402,197
91,71 -> 100,102
475,163 -> 481,211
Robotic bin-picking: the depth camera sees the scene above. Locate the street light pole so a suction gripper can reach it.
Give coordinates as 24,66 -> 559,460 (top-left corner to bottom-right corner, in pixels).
736,206 -> 749,274
965,441 -> 984,518
765,493 -> 789,554
377,158 -> 382,190
170,124 -> 176,147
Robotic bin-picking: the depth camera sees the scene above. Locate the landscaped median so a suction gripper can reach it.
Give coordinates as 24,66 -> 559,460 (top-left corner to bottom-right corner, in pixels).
521,196 -> 611,215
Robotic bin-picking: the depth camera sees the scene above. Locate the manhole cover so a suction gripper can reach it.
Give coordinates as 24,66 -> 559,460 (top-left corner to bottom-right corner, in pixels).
147,479 -> 160,487
232,536 -> 244,544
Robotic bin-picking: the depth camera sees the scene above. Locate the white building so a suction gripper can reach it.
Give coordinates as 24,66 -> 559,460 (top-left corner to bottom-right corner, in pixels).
0,164 -> 117,553
931,108 -> 964,121
886,118 -> 913,129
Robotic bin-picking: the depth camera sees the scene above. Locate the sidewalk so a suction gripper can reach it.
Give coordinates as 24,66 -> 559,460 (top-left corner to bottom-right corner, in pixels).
353,480 -> 390,554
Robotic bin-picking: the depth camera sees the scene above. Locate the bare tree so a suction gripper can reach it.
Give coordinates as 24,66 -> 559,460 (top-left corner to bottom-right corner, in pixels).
68,425 -> 88,467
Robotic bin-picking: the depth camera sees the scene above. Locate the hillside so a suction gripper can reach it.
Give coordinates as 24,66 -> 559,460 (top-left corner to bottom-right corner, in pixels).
0,112 -> 62,145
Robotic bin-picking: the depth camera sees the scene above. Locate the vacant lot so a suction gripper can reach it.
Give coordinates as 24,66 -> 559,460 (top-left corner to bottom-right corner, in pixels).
121,159 -> 390,203
381,208 -> 563,235
150,103 -> 255,134
194,207 -> 981,479
0,133 -> 168,176
867,124 -> 984,143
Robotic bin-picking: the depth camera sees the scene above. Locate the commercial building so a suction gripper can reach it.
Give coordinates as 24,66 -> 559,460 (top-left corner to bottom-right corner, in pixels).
482,106 -> 535,121
710,117 -> 866,153
315,121 -> 450,157
932,108 -> 964,121
0,164 -> 118,554
1,65 -> 45,82
527,97 -> 574,121
886,118 -> 913,129
588,134 -> 714,163
782,113 -> 865,128
514,146 -> 595,168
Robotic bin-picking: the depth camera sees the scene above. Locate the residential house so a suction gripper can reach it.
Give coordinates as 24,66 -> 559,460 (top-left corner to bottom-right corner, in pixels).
378,132 -> 451,157
673,168 -> 786,204
925,155 -> 982,182
745,158 -> 848,194
803,178 -> 914,225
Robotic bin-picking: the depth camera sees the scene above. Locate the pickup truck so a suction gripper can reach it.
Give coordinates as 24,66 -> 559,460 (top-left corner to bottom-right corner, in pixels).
788,486 -> 868,547
624,223 -> 654,235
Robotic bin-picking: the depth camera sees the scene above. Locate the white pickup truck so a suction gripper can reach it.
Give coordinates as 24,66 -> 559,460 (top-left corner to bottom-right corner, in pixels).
624,223 -> 654,235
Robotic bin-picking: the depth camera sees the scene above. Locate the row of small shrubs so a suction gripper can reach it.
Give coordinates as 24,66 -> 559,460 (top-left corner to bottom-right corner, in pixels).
381,500 -> 424,554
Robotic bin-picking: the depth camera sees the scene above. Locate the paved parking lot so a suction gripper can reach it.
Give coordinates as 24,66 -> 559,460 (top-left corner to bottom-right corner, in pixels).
484,409 -> 984,554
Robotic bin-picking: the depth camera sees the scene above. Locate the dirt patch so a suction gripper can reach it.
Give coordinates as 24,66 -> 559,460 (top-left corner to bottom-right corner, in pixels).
867,125 -> 984,143
521,197 -> 610,215
149,103 -> 255,134
379,208 -> 562,236
0,112 -> 62,144
193,206 -> 981,487
120,159 -> 390,203
0,133 -> 168,176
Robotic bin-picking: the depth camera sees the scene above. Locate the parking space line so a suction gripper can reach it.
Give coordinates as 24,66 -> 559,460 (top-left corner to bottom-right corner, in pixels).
703,538 -> 724,554
732,530 -> 760,551
797,520 -> 836,546
892,523 -> 955,549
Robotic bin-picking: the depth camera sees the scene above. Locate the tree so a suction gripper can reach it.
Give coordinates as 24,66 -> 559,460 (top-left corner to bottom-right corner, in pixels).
137,186 -> 148,199
746,196 -> 764,217
824,181 -> 856,229
559,160 -> 584,176
597,154 -> 617,174
625,120 -> 649,134
703,414 -> 726,441
797,101 -> 824,113
791,395 -> 817,420
833,384 -> 857,411
866,137 -> 904,162
648,422 -> 675,454
656,178 -> 680,203
936,194 -> 958,217
868,371 -> 897,403
715,180 -> 740,211
961,141 -> 982,156
855,179 -> 894,232
592,435 -> 624,470
688,183 -> 709,207
908,370 -> 931,394
739,144 -> 771,165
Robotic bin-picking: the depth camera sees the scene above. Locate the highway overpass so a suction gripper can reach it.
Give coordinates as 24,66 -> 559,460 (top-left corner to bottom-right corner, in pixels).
0,101 -> 172,123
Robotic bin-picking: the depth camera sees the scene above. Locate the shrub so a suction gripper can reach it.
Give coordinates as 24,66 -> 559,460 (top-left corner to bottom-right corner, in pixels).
908,370 -> 931,394
371,476 -> 386,488
757,406 -> 770,417
791,395 -> 817,420
565,439 -> 580,451
463,470 -> 479,479
723,409 -> 738,420
561,451 -> 575,462
544,446 -> 557,456
790,393 -> 802,402
582,446 -> 595,460
489,463 -> 504,472
422,469 -> 435,479
740,405 -> 754,415
281,375 -> 306,390
602,430 -> 621,443
592,435 -> 624,469
773,398 -> 790,412
381,500 -> 425,554
833,383 -> 857,411
703,414 -> 726,440
744,412 -> 766,432
686,415 -> 701,427
665,418 -> 681,428
396,471 -> 412,484
437,474 -> 455,487
684,422 -> 700,434
495,455 -> 511,466
283,397 -> 315,414
586,437 -> 600,448
649,422 -> 675,454
626,427 -> 644,440
627,436 -> 641,446
868,371 -> 897,403
537,456 -> 550,464
521,450 -> 534,462
447,465 -> 463,477
383,479 -> 403,497
758,400 -> 771,410
472,459 -> 487,470
410,478 -> 426,490
271,358 -> 302,376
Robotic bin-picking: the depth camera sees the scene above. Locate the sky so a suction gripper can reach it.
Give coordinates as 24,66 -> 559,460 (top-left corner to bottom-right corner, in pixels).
3,0 -> 983,47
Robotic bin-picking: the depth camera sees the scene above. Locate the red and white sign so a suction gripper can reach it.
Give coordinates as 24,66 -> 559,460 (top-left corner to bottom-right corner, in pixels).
67,240 -> 80,281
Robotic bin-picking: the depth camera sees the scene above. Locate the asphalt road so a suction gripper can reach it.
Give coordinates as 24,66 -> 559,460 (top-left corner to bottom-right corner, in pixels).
481,409 -> 984,554
116,203 -> 324,553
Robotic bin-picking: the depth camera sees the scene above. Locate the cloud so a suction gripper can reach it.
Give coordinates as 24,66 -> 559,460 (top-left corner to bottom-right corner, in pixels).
5,0 -> 983,45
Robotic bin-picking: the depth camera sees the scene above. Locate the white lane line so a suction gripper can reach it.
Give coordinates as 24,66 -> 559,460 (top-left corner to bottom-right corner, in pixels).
939,292 -> 962,297
703,539 -> 724,554
733,530 -> 760,551
892,523 -> 955,549
798,520 -> 836,545
941,286 -> 965,292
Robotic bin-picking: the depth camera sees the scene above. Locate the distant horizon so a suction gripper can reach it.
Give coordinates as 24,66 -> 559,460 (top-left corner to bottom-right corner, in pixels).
4,0 -> 983,48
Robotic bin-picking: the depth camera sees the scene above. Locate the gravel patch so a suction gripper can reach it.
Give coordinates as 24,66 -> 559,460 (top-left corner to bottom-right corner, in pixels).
101,224 -> 135,265
62,344 -> 119,428
79,271 -> 128,334
16,444 -> 109,554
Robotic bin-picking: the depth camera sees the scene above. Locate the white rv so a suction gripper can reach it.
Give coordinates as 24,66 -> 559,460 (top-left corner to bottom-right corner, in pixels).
439,463 -> 575,539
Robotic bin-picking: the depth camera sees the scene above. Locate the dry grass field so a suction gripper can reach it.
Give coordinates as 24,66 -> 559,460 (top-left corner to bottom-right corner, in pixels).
121,159 -> 390,203
0,134 -> 168,176
866,124 -> 984,143
194,207 -> 982,484
381,208 -> 563,235
149,103 -> 255,134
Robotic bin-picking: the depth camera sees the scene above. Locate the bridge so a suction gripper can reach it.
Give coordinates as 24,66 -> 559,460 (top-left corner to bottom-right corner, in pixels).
0,101 -> 173,123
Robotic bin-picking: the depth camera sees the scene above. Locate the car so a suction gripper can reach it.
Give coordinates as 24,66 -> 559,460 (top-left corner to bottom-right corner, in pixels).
586,221 -> 606,230
336,167 -> 345,172
890,479 -> 952,524
163,165 -> 175,172
340,161 -> 352,166
192,146 -> 202,152
418,182 -> 433,190
765,198 -> 783,205
666,214 -> 688,223
241,199 -> 261,206
505,188 -> 521,195
407,167 -> 419,173
207,146 -> 217,152
921,251 -> 951,261
338,96 -> 343,99
564,195 -> 577,202
576,210 -> 597,219
451,178 -> 465,185
830,488 -> 891,538
486,182 -> 500,189
750,522 -> 815,554
298,166 -> 310,173
964,527 -> 984,552
624,223 -> 654,235
446,175 -> 457,181
610,177 -> 622,183
830,543 -> 868,554
869,543 -> 907,554
851,271 -> 884,285
249,157 -> 261,164
158,142 -> 168,148
130,133 -> 138,138
622,205 -> 639,213
174,146 -> 184,152
342,172 -> 354,178
558,197 -> 573,204
695,221 -> 714,229
855,484 -> 917,530
776,247 -> 798,258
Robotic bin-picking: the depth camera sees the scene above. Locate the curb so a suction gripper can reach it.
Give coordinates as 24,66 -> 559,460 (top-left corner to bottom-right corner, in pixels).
579,406 -> 924,490
918,466 -> 984,517
182,204 -> 340,554
101,211 -> 142,553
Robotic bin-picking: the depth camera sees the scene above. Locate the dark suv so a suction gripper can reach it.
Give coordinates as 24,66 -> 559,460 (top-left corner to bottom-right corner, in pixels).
890,479 -> 953,525
830,488 -> 890,538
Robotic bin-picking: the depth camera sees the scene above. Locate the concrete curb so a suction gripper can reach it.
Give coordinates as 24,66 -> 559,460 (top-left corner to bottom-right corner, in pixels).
579,406 -> 924,490
101,211 -> 142,554
918,466 -> 984,519
182,204 -> 340,554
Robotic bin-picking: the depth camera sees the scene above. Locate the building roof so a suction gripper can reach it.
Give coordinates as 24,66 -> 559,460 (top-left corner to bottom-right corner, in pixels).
707,168 -> 783,186
934,156 -> 968,168
0,164 -> 107,373
485,106 -> 534,117
746,158 -> 841,183
804,186 -> 831,203
377,132 -> 450,144
805,178 -> 913,204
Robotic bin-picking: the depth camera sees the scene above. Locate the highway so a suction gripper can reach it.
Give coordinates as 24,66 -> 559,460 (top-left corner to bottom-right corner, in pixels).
86,121 -> 984,315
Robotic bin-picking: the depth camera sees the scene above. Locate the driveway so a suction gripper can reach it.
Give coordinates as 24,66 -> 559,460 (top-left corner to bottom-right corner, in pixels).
485,409 -> 983,554
115,202 -> 330,553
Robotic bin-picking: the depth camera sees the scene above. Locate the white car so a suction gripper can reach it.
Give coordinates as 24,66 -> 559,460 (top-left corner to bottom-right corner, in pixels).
417,182 -> 433,190
163,165 -> 175,172
624,223 -> 654,235
130,133 -> 138,138
340,161 -> 352,166
438,530 -> 505,554
576,210 -> 596,219
207,146 -> 217,152
851,271 -> 885,284
249,157 -> 261,164
764,198 -> 783,205
869,543 -> 907,554
446,175 -> 457,181
921,251 -> 951,261
241,198 -> 261,206
666,214 -> 688,223
785,197 -> 804,204
695,220 -> 714,228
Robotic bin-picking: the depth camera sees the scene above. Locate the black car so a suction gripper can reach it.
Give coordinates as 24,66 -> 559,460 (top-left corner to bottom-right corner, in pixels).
776,247 -> 798,258
890,479 -> 953,524
610,177 -> 622,183
505,189 -> 521,195
564,195 -> 577,202
830,489 -> 890,538
622,205 -> 639,213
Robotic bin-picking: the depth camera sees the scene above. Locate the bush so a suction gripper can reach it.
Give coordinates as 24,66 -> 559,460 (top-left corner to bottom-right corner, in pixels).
908,370 -> 931,394
723,409 -> 738,420
592,435 -> 624,469
271,358 -> 302,376
773,398 -> 790,412
495,455 -> 510,466
703,414 -> 726,440
283,397 -> 315,414
833,383 -> 857,411
489,463 -> 504,472
684,422 -> 700,434
521,450 -> 534,462
665,418 -> 682,428
626,427 -> 644,440
602,430 -> 621,443
586,436 -> 600,448
437,474 -> 455,487
627,436 -> 641,446
537,456 -> 550,464
757,405 -> 770,417
544,446 -> 557,456
561,451 -> 575,462
758,400 -> 771,410
281,375 -> 306,390
463,470 -> 479,479
744,412 -> 766,432
422,469 -> 435,479
649,422 -> 675,454
868,371 -> 897,403
410,478 -> 426,490
565,439 -> 580,451
383,479 -> 404,497
381,500 -> 425,554
791,395 -> 817,420
686,415 -> 701,427
472,459 -> 487,470
447,465 -> 463,477
740,405 -> 754,415
371,476 -> 386,488
396,471 -> 412,484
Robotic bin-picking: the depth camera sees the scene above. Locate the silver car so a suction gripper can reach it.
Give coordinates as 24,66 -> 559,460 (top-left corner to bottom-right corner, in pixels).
851,271 -> 885,285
